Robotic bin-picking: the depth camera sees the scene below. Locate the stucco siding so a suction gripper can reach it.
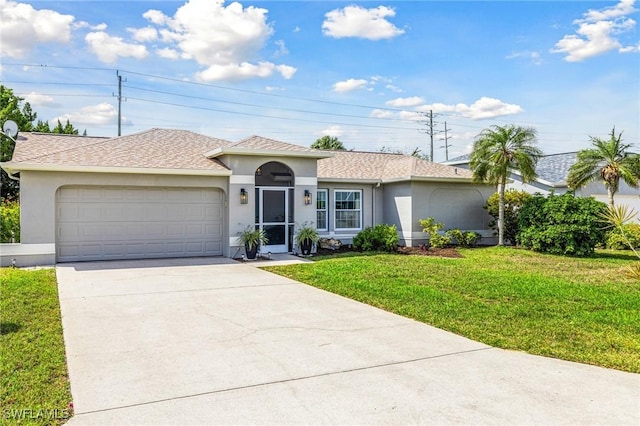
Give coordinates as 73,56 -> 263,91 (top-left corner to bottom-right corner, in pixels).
19,171 -> 229,255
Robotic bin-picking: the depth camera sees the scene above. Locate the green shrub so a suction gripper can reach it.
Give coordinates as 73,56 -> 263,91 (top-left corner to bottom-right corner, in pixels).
0,200 -> 20,243
445,229 -> 481,248
353,224 -> 399,252
606,224 -> 640,250
419,217 -> 451,248
516,193 -> 607,257
485,189 -> 531,245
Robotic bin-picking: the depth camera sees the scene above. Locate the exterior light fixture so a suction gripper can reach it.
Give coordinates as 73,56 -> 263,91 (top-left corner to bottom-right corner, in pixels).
240,188 -> 248,204
304,190 -> 312,205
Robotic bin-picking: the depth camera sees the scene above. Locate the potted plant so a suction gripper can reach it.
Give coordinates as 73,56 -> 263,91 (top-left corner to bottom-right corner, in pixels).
237,226 -> 268,260
295,223 -> 319,256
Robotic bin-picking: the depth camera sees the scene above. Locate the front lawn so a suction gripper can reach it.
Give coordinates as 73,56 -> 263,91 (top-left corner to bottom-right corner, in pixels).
264,247 -> 640,373
0,268 -> 73,425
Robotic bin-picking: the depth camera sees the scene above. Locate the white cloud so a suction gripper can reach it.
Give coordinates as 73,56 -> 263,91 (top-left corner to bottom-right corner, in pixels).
322,5 -> 405,40
417,97 -> 524,120
386,96 -> 424,107
274,39 -> 288,57
22,92 -> 60,108
141,0 -> 294,81
156,47 -> 180,60
196,62 -> 296,82
85,31 -> 148,63
385,84 -> 403,93
505,50 -> 543,65
370,109 -> 395,118
128,26 -> 158,42
0,0 -> 75,58
53,103 -> 128,126
551,0 -> 638,61
333,78 -> 369,92
321,125 -> 344,137
143,9 -> 167,25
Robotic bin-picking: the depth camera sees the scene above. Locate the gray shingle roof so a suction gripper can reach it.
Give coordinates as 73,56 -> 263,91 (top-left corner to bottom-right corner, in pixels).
444,152 -> 579,185
318,151 -> 473,181
6,129 -> 474,181
10,129 -> 232,172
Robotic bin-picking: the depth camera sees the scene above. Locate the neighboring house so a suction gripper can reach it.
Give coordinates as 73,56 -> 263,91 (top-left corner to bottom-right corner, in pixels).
447,152 -> 640,214
0,129 -> 494,266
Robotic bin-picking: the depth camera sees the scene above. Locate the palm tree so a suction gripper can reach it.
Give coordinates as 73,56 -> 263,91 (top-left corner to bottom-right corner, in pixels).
567,128 -> 640,209
311,135 -> 345,150
470,124 -> 542,246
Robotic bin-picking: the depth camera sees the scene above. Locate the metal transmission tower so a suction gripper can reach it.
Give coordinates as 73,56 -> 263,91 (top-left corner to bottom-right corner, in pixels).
418,110 -> 439,162
439,121 -> 453,161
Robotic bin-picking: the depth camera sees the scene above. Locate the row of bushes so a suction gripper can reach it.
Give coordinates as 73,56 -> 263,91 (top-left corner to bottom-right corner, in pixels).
1,200 -> 20,243
486,190 -> 640,256
352,221 -> 481,253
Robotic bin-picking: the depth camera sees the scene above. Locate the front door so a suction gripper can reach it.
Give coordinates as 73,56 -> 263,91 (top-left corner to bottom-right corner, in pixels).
258,188 -> 293,253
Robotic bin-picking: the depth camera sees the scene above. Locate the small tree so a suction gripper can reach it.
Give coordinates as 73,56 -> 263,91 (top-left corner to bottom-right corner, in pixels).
311,135 -> 346,150
485,190 -> 532,245
567,128 -> 640,209
470,124 -> 542,246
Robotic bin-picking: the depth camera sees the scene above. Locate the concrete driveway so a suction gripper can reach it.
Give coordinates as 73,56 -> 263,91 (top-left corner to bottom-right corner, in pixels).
57,257 -> 639,425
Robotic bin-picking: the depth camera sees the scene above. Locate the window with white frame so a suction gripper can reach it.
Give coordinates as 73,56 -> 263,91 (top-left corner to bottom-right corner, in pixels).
316,189 -> 328,231
334,190 -> 362,230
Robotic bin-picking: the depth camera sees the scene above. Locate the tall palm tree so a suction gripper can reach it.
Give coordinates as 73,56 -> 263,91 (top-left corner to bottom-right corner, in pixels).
470,124 -> 542,246
567,128 -> 640,209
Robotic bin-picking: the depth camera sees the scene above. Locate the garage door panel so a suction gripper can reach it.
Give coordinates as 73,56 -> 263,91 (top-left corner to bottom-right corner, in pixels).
57,186 -> 224,262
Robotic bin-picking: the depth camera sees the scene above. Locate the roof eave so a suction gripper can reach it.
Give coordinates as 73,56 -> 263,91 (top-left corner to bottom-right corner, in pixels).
383,176 -> 477,184
0,162 -> 232,177
317,177 -> 382,184
206,147 -> 334,159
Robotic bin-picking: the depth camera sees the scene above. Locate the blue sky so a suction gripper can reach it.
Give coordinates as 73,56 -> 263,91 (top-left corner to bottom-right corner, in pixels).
1,0 -> 638,162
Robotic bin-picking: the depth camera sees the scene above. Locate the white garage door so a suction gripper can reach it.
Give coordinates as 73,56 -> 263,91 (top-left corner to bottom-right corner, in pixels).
56,186 -> 224,262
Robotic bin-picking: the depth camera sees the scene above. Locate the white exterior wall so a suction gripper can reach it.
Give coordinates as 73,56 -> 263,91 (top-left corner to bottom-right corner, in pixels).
315,181 -> 379,245
222,155 -> 319,255
384,181 -> 494,246
19,171 -> 230,255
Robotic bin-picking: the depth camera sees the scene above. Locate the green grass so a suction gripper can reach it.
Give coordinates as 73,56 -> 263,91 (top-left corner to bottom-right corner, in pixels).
264,247 -> 640,373
1,268 -> 73,425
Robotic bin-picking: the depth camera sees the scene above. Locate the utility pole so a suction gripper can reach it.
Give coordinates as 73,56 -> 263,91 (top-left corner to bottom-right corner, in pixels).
418,110 -> 438,162
114,71 -> 126,136
439,121 -> 452,161
117,71 -> 122,136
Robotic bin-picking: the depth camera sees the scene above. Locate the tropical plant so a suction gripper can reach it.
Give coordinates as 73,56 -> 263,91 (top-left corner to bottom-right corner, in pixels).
353,224 -> 399,252
419,217 -> 450,248
445,229 -> 481,248
294,222 -> 320,245
485,189 -> 532,245
310,135 -> 346,150
517,193 -> 607,257
599,205 -> 640,279
470,124 -> 542,245
567,128 -> 640,209
237,226 -> 268,250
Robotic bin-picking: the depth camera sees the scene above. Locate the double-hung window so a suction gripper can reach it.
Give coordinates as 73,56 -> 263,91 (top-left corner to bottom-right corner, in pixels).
316,189 -> 328,231
334,190 -> 362,230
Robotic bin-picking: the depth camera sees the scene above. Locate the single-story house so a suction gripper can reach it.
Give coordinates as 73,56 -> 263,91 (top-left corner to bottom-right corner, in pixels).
1,129 -> 495,266
447,152 -> 640,214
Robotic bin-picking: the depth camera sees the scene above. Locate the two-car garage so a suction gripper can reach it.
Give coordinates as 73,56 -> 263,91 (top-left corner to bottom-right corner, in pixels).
56,186 -> 224,262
